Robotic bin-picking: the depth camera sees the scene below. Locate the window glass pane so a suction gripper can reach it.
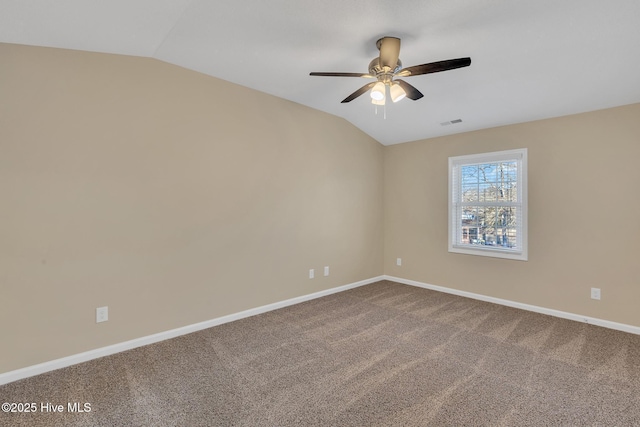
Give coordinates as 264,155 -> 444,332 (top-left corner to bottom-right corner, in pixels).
460,207 -> 477,245
479,183 -> 496,202
481,225 -> 497,246
462,184 -> 478,202
461,207 -> 477,225
497,183 -> 517,202
494,208 -> 518,248
465,206 -> 484,245
465,223 -> 481,245
480,206 -> 496,246
461,165 -> 478,185
479,164 -> 497,183
500,161 -> 517,184
505,228 -> 518,248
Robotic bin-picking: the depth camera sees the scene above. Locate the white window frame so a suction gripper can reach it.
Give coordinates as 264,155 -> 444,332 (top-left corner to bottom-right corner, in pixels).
448,148 -> 528,261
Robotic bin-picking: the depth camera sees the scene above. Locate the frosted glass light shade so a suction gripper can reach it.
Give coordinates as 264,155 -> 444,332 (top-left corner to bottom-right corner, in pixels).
390,82 -> 406,102
370,81 -> 386,101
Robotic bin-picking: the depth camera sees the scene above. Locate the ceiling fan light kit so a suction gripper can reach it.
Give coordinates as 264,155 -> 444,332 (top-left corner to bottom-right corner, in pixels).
310,36 -> 471,106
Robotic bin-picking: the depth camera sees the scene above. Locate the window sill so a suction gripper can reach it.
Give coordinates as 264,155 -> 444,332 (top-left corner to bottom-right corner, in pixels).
449,245 -> 528,261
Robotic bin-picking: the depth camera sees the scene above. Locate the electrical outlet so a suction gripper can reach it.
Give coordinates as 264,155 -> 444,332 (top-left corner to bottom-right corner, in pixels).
591,288 -> 601,300
309,269 -> 314,279
396,258 -> 402,266
324,266 -> 329,276
96,306 -> 109,323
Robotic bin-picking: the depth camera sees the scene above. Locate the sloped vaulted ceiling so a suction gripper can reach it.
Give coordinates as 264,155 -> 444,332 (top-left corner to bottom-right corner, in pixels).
2,0 -> 640,145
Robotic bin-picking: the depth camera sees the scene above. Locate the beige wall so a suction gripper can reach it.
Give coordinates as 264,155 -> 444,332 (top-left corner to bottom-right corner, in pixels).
384,103 -> 640,326
0,43 -> 384,373
2,41 -> 639,376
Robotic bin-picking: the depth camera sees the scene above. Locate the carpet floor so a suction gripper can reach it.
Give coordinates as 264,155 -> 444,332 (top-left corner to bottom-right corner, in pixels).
2,280 -> 640,426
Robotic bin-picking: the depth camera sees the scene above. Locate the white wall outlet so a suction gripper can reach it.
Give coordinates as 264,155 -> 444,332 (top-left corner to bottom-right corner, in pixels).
309,269 -> 314,279
324,266 -> 329,276
591,288 -> 601,300
396,258 -> 402,266
96,306 -> 109,323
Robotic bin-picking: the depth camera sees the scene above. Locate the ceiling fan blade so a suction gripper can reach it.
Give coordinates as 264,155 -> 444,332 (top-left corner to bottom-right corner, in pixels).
396,57 -> 471,77
341,82 -> 377,103
378,37 -> 401,71
395,79 -> 424,100
310,72 -> 374,78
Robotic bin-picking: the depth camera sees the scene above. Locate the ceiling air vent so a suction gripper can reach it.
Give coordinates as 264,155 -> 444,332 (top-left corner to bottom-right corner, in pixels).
440,119 -> 463,126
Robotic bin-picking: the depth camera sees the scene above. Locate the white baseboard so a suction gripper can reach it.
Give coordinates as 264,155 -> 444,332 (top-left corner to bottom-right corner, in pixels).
383,275 -> 640,335
0,275 -> 384,386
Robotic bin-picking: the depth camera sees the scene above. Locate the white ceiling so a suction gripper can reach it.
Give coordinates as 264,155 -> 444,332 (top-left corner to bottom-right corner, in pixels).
2,0 -> 640,145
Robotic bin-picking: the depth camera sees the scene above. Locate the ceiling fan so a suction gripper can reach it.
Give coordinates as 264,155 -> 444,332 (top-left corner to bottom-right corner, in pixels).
310,37 -> 471,105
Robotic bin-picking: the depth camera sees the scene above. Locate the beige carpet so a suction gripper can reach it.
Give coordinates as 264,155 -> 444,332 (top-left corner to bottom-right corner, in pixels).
2,280 -> 640,426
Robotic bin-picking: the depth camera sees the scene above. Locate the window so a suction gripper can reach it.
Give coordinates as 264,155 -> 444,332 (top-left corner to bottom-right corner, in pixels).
449,148 -> 527,260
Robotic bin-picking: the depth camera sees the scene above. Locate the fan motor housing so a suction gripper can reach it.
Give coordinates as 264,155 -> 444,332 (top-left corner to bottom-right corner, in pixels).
368,58 -> 402,77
